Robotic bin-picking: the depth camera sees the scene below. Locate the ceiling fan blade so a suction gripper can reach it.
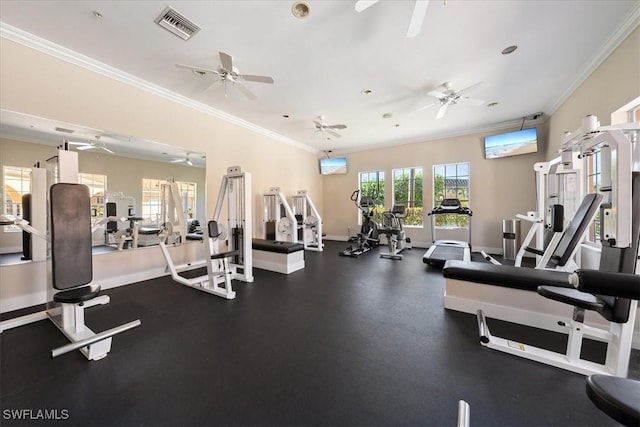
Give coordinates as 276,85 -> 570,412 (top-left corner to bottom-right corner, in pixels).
240,74 -> 274,84
327,130 -> 342,138
76,145 -> 94,151
186,160 -> 193,166
219,52 -> 233,71
203,79 -> 224,92
355,0 -> 379,12
406,0 -> 429,38
67,141 -> 90,146
456,81 -> 484,95
312,120 -> 323,129
414,101 -> 437,113
458,97 -> 485,107
327,124 -> 347,130
175,63 -> 221,76
101,146 -> 115,154
234,81 -> 257,100
170,158 -> 185,163
427,89 -> 446,99
436,103 -> 448,120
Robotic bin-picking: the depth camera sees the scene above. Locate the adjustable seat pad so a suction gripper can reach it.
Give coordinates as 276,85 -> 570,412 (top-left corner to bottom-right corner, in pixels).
586,374 -> 640,426
442,260 -> 573,291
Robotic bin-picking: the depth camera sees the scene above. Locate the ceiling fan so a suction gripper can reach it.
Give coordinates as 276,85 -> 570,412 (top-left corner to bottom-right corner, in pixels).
175,51 -> 274,100
67,136 -> 114,154
170,153 -> 194,166
313,116 -> 347,139
416,81 -> 485,120
355,0 -> 430,38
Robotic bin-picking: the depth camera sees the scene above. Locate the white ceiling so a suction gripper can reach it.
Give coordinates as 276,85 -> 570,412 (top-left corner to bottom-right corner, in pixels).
0,0 -> 638,158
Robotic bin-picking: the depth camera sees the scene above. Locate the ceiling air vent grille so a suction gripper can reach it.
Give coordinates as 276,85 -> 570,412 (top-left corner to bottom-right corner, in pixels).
155,7 -> 201,41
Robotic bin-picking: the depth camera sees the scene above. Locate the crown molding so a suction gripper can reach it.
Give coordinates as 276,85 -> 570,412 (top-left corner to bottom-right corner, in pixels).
546,3 -> 640,115
0,22 -> 319,155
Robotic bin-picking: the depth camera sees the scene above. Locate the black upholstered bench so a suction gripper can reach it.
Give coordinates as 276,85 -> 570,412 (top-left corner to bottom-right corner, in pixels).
252,239 -> 304,253
587,374 -> 640,426
442,260 -> 573,291
252,239 -> 305,274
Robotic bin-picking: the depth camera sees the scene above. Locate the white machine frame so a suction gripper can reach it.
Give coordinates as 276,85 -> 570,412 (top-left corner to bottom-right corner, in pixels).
263,187 -> 297,242
291,190 -> 323,252
159,166 -> 253,299
446,116 -> 639,377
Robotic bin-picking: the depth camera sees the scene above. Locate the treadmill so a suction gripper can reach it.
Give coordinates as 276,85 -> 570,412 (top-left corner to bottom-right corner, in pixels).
423,198 -> 472,267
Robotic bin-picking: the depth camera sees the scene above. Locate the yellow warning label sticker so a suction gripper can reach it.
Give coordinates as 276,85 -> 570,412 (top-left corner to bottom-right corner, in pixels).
507,341 -> 525,351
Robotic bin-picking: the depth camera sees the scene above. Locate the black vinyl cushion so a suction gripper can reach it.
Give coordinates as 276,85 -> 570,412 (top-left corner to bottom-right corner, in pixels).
537,286 -> 606,312
53,285 -> 101,304
575,270 -> 640,300
586,374 -> 640,426
252,239 -> 304,254
442,260 -> 572,291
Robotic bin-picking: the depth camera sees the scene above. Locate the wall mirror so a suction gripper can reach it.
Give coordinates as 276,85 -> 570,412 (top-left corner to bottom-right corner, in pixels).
0,110 -> 206,266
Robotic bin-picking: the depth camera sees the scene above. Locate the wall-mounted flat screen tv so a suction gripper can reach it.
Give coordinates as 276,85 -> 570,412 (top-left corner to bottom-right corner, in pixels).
319,157 -> 348,175
484,127 -> 538,159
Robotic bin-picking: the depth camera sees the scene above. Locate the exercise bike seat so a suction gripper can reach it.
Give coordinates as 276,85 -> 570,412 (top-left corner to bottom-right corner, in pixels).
586,374 -> 640,426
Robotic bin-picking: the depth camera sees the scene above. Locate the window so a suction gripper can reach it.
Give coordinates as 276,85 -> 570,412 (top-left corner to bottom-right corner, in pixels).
433,162 -> 470,228
142,179 -> 196,224
79,173 -> 107,218
393,167 -> 423,226
358,171 -> 385,223
2,166 -> 31,231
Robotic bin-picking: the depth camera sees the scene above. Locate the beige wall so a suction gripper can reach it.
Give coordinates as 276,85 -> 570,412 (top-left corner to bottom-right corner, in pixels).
0,38 -> 323,238
323,125 -> 548,250
547,27 -> 640,157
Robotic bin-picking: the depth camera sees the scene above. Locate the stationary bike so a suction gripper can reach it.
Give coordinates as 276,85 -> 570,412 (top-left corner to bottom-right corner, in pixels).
339,189 -> 380,257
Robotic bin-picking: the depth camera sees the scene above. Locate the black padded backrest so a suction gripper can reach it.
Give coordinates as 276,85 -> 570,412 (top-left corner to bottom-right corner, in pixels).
50,183 -> 93,290
548,193 -> 603,267
594,171 -> 640,323
106,202 -> 117,232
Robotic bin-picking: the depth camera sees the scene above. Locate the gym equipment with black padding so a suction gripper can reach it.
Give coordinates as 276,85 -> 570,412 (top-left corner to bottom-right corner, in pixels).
586,374 -> 640,426
47,183 -> 141,360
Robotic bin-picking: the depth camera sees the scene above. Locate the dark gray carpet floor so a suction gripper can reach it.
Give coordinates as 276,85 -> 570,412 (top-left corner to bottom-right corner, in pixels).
1,240 -> 637,426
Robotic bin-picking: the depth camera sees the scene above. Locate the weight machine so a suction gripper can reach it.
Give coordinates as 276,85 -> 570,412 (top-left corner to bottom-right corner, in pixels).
159,166 -> 253,299
444,115 -> 640,376
263,187 -> 297,242
291,190 -> 323,252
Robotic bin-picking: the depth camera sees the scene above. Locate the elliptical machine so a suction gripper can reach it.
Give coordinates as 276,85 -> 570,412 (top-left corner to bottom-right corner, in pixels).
339,189 -> 380,257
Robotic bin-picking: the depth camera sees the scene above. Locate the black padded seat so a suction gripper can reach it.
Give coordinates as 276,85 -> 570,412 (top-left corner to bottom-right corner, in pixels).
586,374 -> 640,426
442,260 -> 572,291
53,285 -> 101,304
211,250 -> 239,260
138,227 -> 162,235
252,239 -> 304,254
537,286 -> 606,312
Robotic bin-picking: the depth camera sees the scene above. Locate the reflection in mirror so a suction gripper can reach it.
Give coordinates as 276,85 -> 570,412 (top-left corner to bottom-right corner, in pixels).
0,111 -> 206,266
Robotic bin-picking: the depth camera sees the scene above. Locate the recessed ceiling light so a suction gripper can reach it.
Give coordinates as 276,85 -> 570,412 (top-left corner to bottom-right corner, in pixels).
501,45 -> 517,55
93,11 -> 103,19
394,123 -> 400,127
361,89 -> 373,95
487,102 -> 498,107
382,113 -> 393,119
291,2 -> 310,18
282,114 -> 290,118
